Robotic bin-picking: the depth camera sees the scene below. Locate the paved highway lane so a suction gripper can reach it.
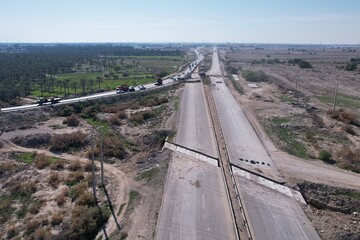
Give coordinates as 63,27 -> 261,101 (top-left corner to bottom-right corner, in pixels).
175,82 -> 218,158
209,47 -> 320,240
156,50 -> 237,240
156,153 -> 237,240
236,176 -> 320,240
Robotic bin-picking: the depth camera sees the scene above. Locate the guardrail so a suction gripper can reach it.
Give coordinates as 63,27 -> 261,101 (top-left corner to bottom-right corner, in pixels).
203,82 -> 253,240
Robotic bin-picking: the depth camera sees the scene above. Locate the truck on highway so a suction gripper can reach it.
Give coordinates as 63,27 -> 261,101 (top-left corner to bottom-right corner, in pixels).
155,78 -> 163,86
116,84 -> 129,93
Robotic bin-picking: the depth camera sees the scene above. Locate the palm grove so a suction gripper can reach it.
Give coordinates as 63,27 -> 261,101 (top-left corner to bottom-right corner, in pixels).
0,44 -> 182,105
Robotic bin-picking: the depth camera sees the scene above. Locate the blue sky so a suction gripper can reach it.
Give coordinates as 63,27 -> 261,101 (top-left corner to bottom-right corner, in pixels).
1,0 -> 360,44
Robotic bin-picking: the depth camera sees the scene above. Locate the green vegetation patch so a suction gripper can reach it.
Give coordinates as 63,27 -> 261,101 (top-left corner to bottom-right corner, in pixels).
14,152 -> 36,164
136,167 -> 160,183
268,117 -> 307,158
315,94 -> 360,109
242,70 -> 268,82
117,203 -> 126,216
333,189 -> 360,200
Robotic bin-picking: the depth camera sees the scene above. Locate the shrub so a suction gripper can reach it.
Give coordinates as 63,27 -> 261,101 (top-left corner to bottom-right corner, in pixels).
50,131 -> 87,151
25,219 -> 41,235
49,171 -> 60,187
70,182 -> 88,201
63,114 -> 80,127
33,228 -> 52,240
129,113 -> 143,123
242,70 -> 268,82
299,60 -> 312,68
62,205 -> 109,240
319,150 -> 332,162
100,134 -> 127,159
29,201 -> 42,214
81,105 -> 99,118
34,153 -> 51,169
68,159 -> 82,171
345,62 -> 357,71
83,160 -> 95,172
343,124 -> 356,135
76,192 -> 94,206
49,158 -> 65,170
142,110 -> 156,120
117,111 -> 128,119
108,115 -> 121,126
55,191 -> 67,206
65,172 -> 84,186
51,211 -> 64,226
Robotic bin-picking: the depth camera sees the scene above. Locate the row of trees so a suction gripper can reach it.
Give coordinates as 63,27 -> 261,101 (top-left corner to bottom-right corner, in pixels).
0,44 -> 182,102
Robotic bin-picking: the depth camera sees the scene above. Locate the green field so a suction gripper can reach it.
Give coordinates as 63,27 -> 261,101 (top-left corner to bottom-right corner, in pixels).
30,55 -> 185,97
315,94 -> 360,109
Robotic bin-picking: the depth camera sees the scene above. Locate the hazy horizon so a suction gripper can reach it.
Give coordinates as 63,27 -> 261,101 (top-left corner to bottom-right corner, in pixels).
1,0 -> 360,44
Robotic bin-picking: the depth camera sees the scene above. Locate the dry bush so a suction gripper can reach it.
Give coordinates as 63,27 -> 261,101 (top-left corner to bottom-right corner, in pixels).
117,111 -> 128,119
34,153 -> 51,169
329,109 -> 358,126
24,219 -> 41,235
62,205 -> 109,240
49,158 -> 65,170
140,97 -> 168,107
101,134 -> 127,159
337,147 -> 360,173
142,110 -> 156,120
29,201 -> 42,215
68,159 -> 82,171
342,124 -> 356,135
50,131 -> 87,151
51,211 -> 64,226
63,114 -> 80,127
0,141 -> 3,149
130,102 -> 140,109
76,192 -> 94,206
101,103 -> 130,113
65,172 -> 84,186
108,115 -> 121,126
70,182 -> 88,201
33,228 -> 52,240
81,105 -> 99,118
55,191 -> 67,206
9,180 -> 38,196
83,160 -> 93,172
129,112 -> 144,123
49,171 -> 60,188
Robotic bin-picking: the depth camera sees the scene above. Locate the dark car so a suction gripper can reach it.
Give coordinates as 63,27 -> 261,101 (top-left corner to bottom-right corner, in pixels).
128,86 -> 135,92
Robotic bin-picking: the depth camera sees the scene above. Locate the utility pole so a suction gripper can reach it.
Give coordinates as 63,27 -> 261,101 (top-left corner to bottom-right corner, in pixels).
332,82 -> 338,112
91,133 -> 97,201
99,127 -> 105,187
0,108 -> 4,137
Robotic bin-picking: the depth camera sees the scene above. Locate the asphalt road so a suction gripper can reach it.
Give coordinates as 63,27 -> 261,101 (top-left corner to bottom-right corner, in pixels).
209,47 -> 321,240
175,82 -> 217,158
156,153 -> 237,240
156,53 -> 237,239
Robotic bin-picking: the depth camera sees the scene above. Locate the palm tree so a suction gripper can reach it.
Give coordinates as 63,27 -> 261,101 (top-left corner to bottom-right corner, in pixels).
96,76 -> 102,89
71,82 -> 78,94
89,79 -> 94,90
80,79 -> 87,94
65,79 -> 71,94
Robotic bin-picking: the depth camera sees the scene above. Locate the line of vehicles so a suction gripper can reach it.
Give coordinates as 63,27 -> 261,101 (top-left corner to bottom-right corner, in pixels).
37,97 -> 61,106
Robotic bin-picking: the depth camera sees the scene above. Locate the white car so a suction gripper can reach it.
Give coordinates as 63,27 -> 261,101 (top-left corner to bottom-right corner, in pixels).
138,84 -> 146,90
